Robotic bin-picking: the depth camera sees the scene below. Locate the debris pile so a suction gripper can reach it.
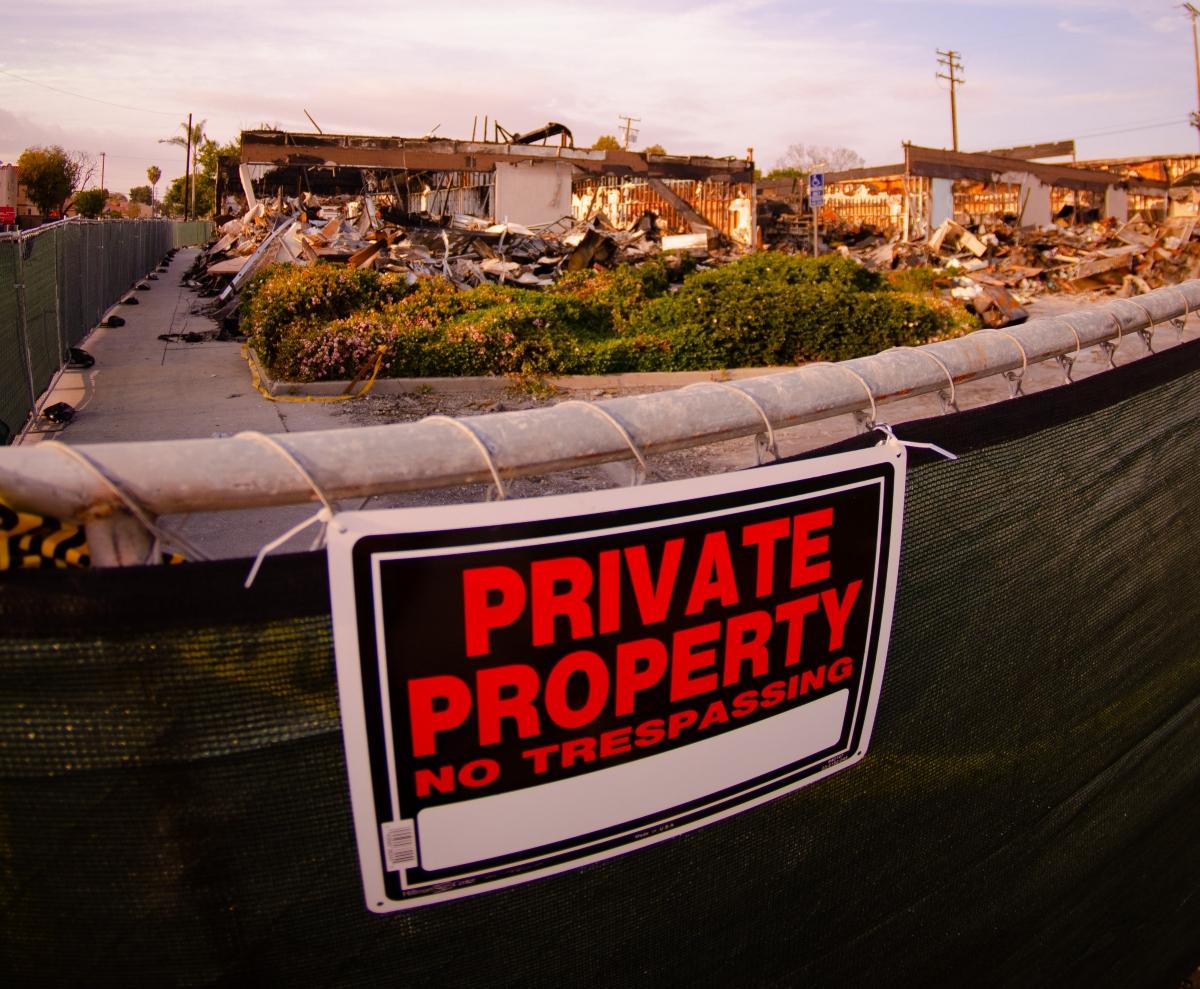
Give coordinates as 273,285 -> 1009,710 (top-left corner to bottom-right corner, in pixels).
186,193 -> 733,316
856,213 -> 1199,294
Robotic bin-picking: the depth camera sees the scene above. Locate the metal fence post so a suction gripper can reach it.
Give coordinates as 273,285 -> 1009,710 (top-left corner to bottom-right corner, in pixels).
12,235 -> 40,424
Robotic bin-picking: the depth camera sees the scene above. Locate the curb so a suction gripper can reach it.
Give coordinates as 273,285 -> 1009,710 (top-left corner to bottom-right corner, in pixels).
249,349 -> 793,398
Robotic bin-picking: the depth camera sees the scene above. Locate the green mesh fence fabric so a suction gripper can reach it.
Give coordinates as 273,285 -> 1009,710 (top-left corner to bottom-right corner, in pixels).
0,241 -> 29,440
2,340 -> 1200,986
0,219 -> 204,439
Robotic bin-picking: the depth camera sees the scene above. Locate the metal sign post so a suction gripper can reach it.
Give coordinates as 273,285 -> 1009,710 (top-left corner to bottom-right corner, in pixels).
809,172 -> 824,257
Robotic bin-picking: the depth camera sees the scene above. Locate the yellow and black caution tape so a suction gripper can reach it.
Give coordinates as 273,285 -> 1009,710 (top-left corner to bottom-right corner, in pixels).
243,344 -> 387,404
0,495 -> 89,570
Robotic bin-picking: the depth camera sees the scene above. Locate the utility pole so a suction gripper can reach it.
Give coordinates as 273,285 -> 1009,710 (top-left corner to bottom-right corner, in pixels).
618,115 -> 641,150
184,112 -> 193,222
936,49 -> 964,152
1185,4 -> 1200,148
99,152 -> 106,193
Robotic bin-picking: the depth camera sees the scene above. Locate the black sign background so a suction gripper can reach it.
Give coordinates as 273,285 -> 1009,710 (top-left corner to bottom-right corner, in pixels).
342,453 -> 901,905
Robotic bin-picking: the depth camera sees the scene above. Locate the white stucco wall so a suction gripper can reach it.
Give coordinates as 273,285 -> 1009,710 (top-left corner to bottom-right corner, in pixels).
493,160 -> 574,226
930,178 -> 954,227
1105,187 -> 1129,223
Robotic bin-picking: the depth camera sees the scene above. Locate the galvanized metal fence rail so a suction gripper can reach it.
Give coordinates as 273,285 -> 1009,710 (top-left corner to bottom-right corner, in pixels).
0,218 -> 211,442
0,277 -> 1196,566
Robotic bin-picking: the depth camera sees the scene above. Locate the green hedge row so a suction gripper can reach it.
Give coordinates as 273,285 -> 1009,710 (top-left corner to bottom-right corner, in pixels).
242,255 -> 972,381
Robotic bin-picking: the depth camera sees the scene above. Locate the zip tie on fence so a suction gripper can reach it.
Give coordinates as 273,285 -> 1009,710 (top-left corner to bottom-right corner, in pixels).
1054,319 -> 1084,384
885,346 -> 959,413
976,329 -> 1029,397
805,362 -> 878,431
558,400 -> 652,484
238,430 -> 347,589
1115,297 -> 1157,354
425,415 -> 508,500
682,381 -> 778,464
873,423 -> 958,462
41,440 -> 211,564
1101,310 -> 1125,368
241,343 -> 387,404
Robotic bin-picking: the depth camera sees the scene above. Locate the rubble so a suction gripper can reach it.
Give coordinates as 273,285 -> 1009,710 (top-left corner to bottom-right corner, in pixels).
185,191 -> 739,323
184,174 -> 1199,339
839,211 -> 1200,326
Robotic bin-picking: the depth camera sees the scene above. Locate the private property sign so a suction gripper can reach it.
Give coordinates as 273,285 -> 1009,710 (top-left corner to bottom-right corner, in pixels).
328,446 -> 905,911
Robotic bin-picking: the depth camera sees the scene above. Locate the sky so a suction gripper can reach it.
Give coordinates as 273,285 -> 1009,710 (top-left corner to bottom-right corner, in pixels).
2,0 -> 1198,197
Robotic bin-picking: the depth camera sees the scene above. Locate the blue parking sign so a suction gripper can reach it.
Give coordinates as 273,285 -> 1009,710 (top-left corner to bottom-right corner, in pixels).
809,172 -> 825,208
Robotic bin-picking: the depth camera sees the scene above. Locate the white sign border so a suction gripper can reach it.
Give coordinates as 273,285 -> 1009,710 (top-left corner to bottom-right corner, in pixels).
328,443 -> 906,912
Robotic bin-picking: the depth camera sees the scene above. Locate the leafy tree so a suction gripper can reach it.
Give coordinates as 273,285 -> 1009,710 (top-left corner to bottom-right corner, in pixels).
643,143 -> 667,155
129,185 -> 152,205
775,143 -> 864,175
195,138 -> 238,183
591,134 -> 621,151
73,188 -> 107,218
163,173 -> 213,218
16,146 -> 86,219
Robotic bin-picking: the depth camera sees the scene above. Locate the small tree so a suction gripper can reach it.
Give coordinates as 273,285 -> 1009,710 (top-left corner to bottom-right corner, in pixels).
775,143 -> 864,175
74,188 -> 107,218
16,146 -> 84,220
129,185 -> 152,205
643,143 -> 667,155
592,134 -> 621,151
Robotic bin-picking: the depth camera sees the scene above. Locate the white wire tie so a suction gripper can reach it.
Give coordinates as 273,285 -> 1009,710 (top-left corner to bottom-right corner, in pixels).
236,431 -> 347,588
1054,318 -> 1084,384
244,506 -> 333,589
42,440 -> 211,565
886,346 -> 958,413
684,381 -> 778,464
873,423 -> 957,461
806,362 -> 878,430
424,415 -> 507,500
977,329 -> 1028,397
558,400 -> 651,485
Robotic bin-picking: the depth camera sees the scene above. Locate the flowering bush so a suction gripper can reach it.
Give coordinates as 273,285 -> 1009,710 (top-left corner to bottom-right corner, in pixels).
242,264 -> 406,367
243,254 -> 970,382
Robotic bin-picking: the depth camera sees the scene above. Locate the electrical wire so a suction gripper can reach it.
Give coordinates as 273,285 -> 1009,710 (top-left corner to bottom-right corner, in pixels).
0,66 -> 178,117
1074,118 -> 1191,140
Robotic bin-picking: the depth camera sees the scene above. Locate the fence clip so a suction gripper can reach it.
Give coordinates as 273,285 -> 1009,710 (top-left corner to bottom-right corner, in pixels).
873,423 -> 957,462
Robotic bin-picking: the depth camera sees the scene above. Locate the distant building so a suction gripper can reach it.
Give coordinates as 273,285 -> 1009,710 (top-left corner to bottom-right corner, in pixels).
0,163 -> 39,226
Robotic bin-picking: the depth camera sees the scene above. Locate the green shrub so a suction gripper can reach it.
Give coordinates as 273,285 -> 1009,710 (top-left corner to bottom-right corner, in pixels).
626,254 -> 949,369
246,255 -> 963,382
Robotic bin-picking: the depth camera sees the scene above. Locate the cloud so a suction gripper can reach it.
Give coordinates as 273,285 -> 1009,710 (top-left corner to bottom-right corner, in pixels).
3,0 -> 1196,194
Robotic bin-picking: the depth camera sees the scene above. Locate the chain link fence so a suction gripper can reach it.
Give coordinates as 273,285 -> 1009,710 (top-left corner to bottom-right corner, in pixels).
0,218 -> 212,443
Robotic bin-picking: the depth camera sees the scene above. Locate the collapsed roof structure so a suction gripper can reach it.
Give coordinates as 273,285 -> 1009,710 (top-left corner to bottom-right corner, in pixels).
759,140 -> 1188,242
220,127 -> 756,246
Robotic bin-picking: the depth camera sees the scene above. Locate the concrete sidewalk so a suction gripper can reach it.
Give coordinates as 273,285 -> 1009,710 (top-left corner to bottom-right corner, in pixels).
23,247 -> 1198,562
28,247 -> 352,561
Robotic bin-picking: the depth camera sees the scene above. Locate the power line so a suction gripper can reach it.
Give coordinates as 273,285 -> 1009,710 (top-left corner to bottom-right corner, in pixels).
1074,117 -> 1192,140
0,66 -> 177,117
